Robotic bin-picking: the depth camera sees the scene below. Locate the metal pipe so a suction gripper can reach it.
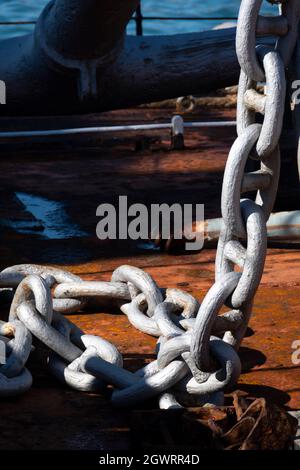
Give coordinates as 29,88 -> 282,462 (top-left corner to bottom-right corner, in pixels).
0,121 -> 237,140
200,210 -> 300,243
184,121 -> 236,128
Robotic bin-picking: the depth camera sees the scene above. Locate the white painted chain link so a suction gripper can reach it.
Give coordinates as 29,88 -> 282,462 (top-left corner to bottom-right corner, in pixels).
0,1 -> 299,408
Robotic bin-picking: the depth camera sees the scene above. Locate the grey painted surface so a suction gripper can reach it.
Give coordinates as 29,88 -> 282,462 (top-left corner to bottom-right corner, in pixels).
0,0 -> 240,115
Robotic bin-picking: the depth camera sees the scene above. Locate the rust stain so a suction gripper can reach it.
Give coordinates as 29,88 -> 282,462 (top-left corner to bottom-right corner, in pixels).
67,281 -> 300,409
0,105 -> 299,449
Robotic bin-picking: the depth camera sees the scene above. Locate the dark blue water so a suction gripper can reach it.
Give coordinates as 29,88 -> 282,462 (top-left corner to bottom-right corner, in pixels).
0,1 -> 277,40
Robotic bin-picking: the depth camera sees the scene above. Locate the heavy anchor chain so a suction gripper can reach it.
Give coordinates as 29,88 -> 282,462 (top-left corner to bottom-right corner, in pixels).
0,0 -> 299,408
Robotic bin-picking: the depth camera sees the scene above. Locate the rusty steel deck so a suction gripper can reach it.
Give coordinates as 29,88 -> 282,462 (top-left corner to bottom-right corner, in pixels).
0,105 -> 299,449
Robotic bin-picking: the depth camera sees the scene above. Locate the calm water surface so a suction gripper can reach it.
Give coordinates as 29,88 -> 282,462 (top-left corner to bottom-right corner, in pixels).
0,0 -> 276,39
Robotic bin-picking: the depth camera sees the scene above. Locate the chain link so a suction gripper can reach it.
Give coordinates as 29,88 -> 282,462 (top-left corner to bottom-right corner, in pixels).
0,320 -> 33,396
0,0 -> 299,408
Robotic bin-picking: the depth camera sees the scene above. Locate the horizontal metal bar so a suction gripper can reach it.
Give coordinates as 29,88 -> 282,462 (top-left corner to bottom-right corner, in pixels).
0,21 -> 36,26
131,17 -> 238,21
203,210 -> 300,242
0,121 -> 237,139
185,121 -> 236,128
0,17 -> 239,27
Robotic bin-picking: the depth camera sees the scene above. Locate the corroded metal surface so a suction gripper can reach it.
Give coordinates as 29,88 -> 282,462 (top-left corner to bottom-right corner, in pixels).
0,106 -> 299,448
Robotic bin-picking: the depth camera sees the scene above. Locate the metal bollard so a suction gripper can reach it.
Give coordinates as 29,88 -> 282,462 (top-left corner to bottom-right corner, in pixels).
171,115 -> 185,150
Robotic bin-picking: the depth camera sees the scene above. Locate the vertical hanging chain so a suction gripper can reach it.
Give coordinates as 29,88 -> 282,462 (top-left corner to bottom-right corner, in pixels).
191,0 -> 300,371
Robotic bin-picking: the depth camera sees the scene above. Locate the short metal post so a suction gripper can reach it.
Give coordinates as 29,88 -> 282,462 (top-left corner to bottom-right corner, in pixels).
171,115 -> 185,150
0,80 -> 6,104
135,3 -> 143,36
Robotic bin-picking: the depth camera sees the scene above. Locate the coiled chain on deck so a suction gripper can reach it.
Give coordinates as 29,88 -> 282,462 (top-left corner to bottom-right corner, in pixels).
0,1 -> 300,408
